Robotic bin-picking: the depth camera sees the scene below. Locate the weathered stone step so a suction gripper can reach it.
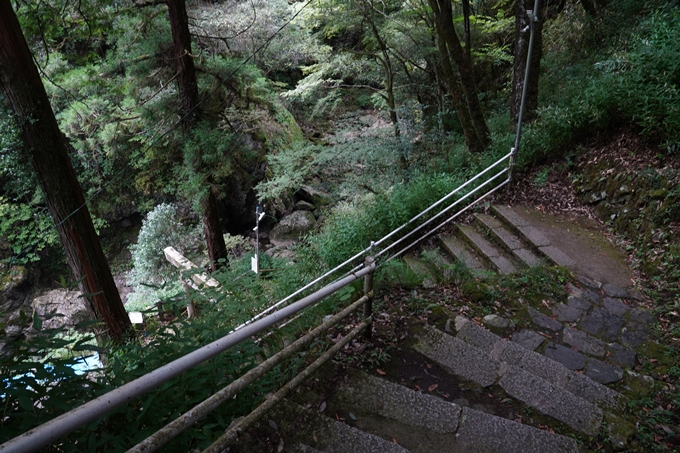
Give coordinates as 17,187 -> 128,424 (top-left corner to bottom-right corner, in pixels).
291,444 -> 322,453
456,317 -> 625,411
403,255 -> 436,285
414,323 -> 618,435
490,205 -> 576,268
473,213 -> 543,267
456,224 -> 517,274
498,364 -> 602,436
331,370 -> 579,453
266,399 -> 411,453
438,235 -> 488,276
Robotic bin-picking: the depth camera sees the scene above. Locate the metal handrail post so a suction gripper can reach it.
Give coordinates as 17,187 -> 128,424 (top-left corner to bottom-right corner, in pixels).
509,0 -> 541,182
363,256 -> 375,339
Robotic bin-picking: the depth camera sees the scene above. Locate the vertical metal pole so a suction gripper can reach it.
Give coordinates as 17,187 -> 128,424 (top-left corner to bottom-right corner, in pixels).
509,0 -> 541,182
255,206 -> 260,274
363,256 -> 374,338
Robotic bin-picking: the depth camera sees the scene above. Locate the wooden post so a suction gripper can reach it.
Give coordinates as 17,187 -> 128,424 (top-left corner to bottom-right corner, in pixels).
156,300 -> 165,322
363,256 -> 374,338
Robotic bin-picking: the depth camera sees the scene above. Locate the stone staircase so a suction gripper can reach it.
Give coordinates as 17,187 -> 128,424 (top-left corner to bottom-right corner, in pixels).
404,205 -> 576,281
229,279 -> 651,453
227,206 -> 656,452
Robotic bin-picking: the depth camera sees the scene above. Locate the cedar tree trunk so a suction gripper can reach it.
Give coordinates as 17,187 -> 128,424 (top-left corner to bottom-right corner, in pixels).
429,0 -> 490,152
166,0 -> 228,270
0,0 -> 132,342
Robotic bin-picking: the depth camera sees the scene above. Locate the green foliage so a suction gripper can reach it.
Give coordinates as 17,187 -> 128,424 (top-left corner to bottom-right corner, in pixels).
256,141 -> 331,201
0,289 -> 288,451
525,1 -> 680,166
310,172 -> 465,268
0,106 -> 35,198
603,7 -> 680,142
127,203 -> 204,310
0,199 -> 59,264
376,259 -> 423,288
0,320 -> 107,444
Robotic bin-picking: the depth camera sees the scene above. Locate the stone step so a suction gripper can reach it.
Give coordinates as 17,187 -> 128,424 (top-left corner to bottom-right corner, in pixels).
438,234 -> 488,276
413,323 -> 622,435
473,213 -> 543,267
498,364 -> 602,436
456,224 -> 517,274
490,205 -> 576,268
291,445 -> 323,453
418,247 -> 458,282
402,255 -> 437,286
266,399 -> 411,453
455,317 -> 625,411
331,370 -> 579,453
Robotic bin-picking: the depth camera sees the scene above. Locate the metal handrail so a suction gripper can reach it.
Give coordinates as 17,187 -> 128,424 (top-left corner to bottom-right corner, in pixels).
2,151 -> 512,453
1,3 -> 544,444
0,263 -> 375,453
127,294 -> 373,453
377,166 -> 510,262
236,150 -> 513,330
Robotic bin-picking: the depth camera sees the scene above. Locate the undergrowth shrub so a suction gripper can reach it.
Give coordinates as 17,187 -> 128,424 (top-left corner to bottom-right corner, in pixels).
310,172 -> 465,268
524,1 -> 680,166
126,203 -> 204,311
605,7 -> 680,145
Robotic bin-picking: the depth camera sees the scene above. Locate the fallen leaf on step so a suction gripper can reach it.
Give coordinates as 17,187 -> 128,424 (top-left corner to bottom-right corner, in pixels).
428,384 -> 439,391
277,438 -> 284,452
268,419 -> 278,431
349,412 -> 357,421
376,368 -> 386,375
318,401 -> 327,412
393,437 -> 399,445
335,413 -> 345,421
313,431 -> 318,443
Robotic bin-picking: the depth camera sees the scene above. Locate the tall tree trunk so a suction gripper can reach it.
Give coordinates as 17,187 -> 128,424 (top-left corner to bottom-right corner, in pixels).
429,0 -> 490,152
166,0 -> 227,270
0,0 -> 132,342
462,0 -> 472,59
434,34 -> 480,152
362,0 -> 400,140
510,0 -> 544,126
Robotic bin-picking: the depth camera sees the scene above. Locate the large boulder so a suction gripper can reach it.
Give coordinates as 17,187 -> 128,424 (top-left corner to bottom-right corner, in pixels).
31,289 -> 93,331
269,211 -> 317,245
